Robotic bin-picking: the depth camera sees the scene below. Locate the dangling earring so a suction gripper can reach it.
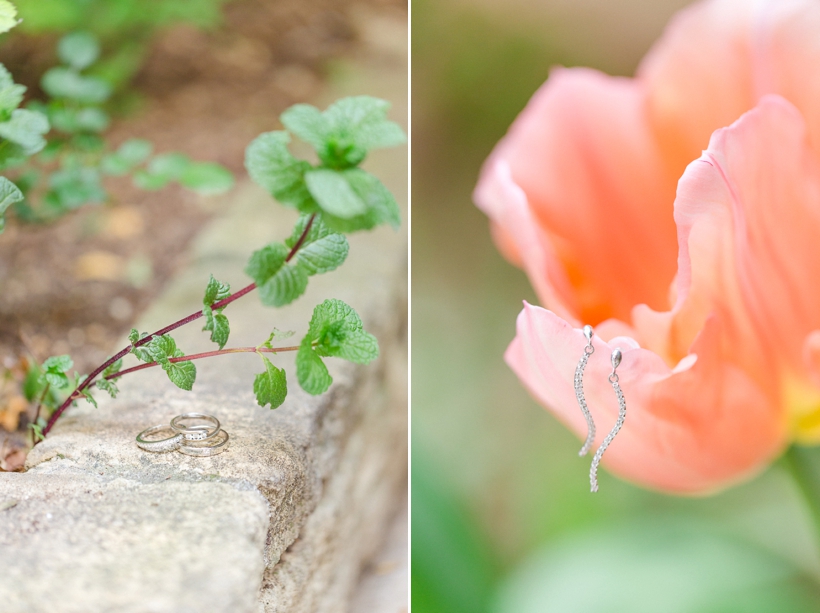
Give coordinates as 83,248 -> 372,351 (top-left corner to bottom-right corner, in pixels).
589,348 -> 626,493
573,325 -> 596,457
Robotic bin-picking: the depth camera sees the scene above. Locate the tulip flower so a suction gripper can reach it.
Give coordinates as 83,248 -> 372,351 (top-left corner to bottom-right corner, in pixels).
474,0 -> 820,493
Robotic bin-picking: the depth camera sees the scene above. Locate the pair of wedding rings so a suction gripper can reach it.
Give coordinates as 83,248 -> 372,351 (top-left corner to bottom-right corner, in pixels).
135,413 -> 229,457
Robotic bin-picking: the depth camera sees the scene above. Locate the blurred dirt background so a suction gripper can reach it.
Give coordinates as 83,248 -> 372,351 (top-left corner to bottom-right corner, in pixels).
0,0 -> 407,469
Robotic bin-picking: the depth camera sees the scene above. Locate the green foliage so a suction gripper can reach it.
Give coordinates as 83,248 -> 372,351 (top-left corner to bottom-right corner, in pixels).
281,96 -> 405,168
296,299 -> 378,395
41,354 -> 73,389
58,32 -> 100,71
0,176 -> 22,233
136,334 -> 197,391
286,215 -> 349,275
253,356 -> 287,409
96,359 -> 122,398
202,275 -> 231,349
0,1 -> 17,34
245,96 -> 404,232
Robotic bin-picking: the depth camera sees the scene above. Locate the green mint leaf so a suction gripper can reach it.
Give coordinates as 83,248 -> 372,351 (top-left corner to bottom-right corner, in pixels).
44,371 -> 70,388
117,139 -> 153,165
257,263 -> 308,307
323,96 -> 406,152
285,215 -> 348,275
179,161 -> 235,195
304,168 -> 368,218
43,355 -> 73,373
253,356 -> 287,409
165,359 -> 196,391
57,32 -> 100,71
343,168 -> 401,228
133,152 -> 191,189
102,359 -> 122,377
203,274 -> 231,306
29,423 -> 44,442
305,299 -> 378,363
202,305 -> 230,349
280,103 -> 328,151
41,68 -> 111,104
96,378 -> 119,399
260,328 -> 295,349
245,242 -> 288,286
0,65 -> 26,114
45,165 -> 105,210
129,329 -> 152,362
244,131 -> 316,212
79,387 -> 98,408
51,107 -> 110,134
145,334 -> 196,391
0,176 -> 23,233
0,1 -> 17,34
132,169 -> 170,190
296,338 -> 332,395
0,109 -> 49,155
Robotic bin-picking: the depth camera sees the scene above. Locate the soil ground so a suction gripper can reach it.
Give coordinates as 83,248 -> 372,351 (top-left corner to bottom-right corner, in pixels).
0,0 -> 407,469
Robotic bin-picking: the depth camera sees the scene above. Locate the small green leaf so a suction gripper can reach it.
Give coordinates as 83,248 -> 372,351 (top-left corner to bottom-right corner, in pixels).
146,152 -> 190,179
202,305 -> 230,349
203,274 -> 231,306
129,329 -> 152,362
257,263 -> 309,307
165,359 -> 196,391
286,215 -> 348,275
0,109 -> 50,155
305,168 -> 368,218
296,339 -> 333,395
132,169 -> 170,190
29,423 -> 44,442
117,139 -> 153,165
41,68 -> 111,104
280,103 -> 328,151
44,371 -> 69,388
96,378 -> 118,399
102,359 -> 122,377
0,1 -> 18,34
0,65 -> 26,114
0,177 -> 23,233
57,32 -> 100,71
245,242 -> 288,286
305,299 -> 379,363
179,161 -> 234,195
79,387 -> 97,408
144,334 -> 197,391
43,355 -> 73,373
46,165 -> 105,210
253,356 -> 288,409
244,131 -> 316,212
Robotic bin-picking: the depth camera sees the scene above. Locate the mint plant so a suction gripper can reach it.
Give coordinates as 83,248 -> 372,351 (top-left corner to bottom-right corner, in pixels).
29,94 -> 404,440
0,15 -> 234,228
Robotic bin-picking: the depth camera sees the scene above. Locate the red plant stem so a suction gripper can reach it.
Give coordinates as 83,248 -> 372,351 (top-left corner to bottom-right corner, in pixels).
42,213 -> 316,437
67,345 -> 300,399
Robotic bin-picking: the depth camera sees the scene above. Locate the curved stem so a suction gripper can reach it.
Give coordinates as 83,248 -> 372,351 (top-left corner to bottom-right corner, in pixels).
42,213 -> 316,438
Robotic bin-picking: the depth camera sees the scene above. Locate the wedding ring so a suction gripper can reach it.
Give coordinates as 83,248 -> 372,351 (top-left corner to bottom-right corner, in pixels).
170,413 -> 221,441
136,424 -> 184,452
178,429 -> 229,457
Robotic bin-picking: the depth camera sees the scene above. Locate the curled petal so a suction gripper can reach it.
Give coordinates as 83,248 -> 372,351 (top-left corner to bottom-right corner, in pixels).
507,304 -> 786,493
477,67 -> 678,325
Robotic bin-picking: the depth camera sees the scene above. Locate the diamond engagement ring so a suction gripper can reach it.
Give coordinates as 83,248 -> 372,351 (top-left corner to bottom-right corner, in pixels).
178,429 -> 230,457
170,413 -> 221,441
135,424 -> 184,452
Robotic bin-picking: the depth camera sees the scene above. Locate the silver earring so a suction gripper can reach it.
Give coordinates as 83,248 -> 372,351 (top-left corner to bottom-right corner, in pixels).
573,325 -> 596,457
589,348 -> 626,493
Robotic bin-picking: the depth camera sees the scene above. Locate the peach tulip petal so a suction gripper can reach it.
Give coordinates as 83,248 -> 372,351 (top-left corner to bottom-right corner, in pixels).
635,97 -> 820,393
482,67 -> 678,325
640,0 -> 820,172
474,158 -> 579,324
507,303 -> 786,493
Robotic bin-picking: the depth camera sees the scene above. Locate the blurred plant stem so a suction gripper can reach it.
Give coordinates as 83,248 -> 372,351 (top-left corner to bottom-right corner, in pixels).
784,445 -> 820,539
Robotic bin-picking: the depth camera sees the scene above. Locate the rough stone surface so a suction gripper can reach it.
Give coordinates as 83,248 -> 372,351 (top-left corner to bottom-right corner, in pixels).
0,10 -> 407,610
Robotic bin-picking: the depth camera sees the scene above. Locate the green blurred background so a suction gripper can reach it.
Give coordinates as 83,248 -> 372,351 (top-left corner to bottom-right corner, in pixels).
411,0 -> 820,610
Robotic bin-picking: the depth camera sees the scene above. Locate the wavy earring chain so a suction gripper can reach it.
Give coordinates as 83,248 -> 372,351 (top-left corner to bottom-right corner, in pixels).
589,347 -> 626,493
573,324 -> 596,456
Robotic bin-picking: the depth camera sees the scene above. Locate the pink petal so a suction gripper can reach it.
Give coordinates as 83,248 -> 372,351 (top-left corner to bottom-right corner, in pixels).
636,97 -> 820,386
640,0 -> 820,171
507,304 -> 786,493
476,67 -> 678,325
